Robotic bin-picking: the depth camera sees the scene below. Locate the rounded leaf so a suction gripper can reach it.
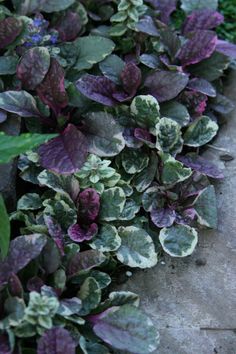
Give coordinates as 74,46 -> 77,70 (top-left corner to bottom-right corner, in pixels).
37,327 -> 76,354
90,224 -> 121,252
159,224 -> 198,257
184,115 -> 218,147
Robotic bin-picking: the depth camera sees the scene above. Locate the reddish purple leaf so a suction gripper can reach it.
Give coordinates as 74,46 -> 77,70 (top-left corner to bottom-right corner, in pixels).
151,207 -> 176,228
144,70 -> 189,102
0,17 -> 22,49
186,78 -> 216,97
76,74 -> 118,107
17,47 -> 50,90
181,90 -> 208,115
114,62 -> 141,102
178,30 -> 217,66
67,250 -> 105,277
78,188 -> 100,224
27,276 -> 44,292
44,215 -> 65,255
8,274 -> 23,297
37,327 -> 76,354
37,58 -> 68,114
39,124 -> 88,174
0,334 -> 11,354
68,223 -> 98,243
134,128 -> 155,145
183,10 -> 224,34
145,0 -> 177,24
55,11 -> 82,42
0,234 -> 47,286
177,153 -> 224,179
216,40 -> 236,59
175,208 -> 196,225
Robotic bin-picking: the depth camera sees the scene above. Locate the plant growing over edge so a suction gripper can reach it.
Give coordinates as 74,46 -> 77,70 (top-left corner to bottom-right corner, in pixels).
0,0 -> 236,352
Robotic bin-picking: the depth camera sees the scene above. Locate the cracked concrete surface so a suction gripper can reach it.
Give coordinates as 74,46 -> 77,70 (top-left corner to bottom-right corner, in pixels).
119,71 -> 236,354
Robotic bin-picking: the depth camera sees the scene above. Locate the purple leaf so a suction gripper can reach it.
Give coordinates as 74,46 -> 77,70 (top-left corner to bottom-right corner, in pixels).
37,327 -> 76,354
0,234 -> 47,286
67,250 -> 106,277
17,47 -> 50,90
186,78 -> 216,97
144,70 -> 189,102
136,16 -> 160,36
78,188 -> 100,224
0,334 -> 11,354
134,128 -> 155,146
55,11 -> 81,42
178,30 -> 217,66
37,58 -> 68,114
44,215 -> 65,255
216,40 -> 236,59
27,276 -> 44,292
115,62 -> 141,102
68,223 -> 98,243
76,74 -> 118,107
145,0 -> 177,24
175,208 -> 196,225
151,207 -> 176,228
183,10 -> 224,34
0,110 -> 7,123
0,17 -> 22,49
181,90 -> 208,115
39,124 -> 88,174
177,153 -> 224,179
8,274 -> 23,297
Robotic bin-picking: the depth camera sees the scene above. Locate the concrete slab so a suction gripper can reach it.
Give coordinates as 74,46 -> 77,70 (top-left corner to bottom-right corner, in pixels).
119,71 -> 236,354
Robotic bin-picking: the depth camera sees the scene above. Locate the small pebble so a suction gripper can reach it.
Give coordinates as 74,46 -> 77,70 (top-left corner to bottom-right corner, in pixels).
161,261 -> 166,265
126,271 -> 133,277
195,258 -> 207,266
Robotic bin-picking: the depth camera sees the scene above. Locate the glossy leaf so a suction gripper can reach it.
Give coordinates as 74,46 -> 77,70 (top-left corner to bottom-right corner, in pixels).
184,116 -> 218,147
0,91 -> 41,117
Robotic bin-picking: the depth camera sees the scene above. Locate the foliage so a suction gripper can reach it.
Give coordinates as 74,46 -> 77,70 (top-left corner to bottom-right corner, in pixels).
0,0 -> 235,352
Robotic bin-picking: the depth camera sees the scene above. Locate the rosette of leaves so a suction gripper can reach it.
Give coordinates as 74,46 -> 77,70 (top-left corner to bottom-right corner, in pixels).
75,154 -> 121,193
110,0 -> 147,36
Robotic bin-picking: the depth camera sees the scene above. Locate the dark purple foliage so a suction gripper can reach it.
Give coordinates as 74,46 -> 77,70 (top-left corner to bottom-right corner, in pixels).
67,250 -> 105,277
145,0 -> 177,24
8,274 -> 23,297
39,124 -> 88,174
183,10 -> 224,34
181,90 -> 208,115
177,153 -> 224,179
134,128 -> 155,145
0,334 -> 11,354
186,78 -> 216,97
178,30 -> 217,66
144,71 -> 189,102
0,17 -> 22,49
151,207 -> 176,228
44,215 -> 65,255
175,208 -> 196,225
37,327 -> 76,354
68,223 -> 98,242
76,74 -> 118,107
77,188 -> 100,224
216,40 -> 236,59
0,234 -> 47,286
55,11 -> 81,42
37,58 -> 68,114
136,16 -> 160,36
27,276 -> 44,292
113,62 -> 141,102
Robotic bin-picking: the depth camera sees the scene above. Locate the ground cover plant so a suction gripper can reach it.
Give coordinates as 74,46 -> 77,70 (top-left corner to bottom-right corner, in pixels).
0,0 -> 236,353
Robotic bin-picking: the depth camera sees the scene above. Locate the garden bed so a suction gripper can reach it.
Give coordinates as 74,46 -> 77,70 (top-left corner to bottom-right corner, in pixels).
0,1 -> 236,353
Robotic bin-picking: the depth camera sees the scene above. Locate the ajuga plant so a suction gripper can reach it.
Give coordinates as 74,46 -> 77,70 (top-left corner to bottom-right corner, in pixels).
0,0 -> 236,353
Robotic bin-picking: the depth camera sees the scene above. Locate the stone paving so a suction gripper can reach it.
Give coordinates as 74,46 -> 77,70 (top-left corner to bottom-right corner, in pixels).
120,71 -> 236,354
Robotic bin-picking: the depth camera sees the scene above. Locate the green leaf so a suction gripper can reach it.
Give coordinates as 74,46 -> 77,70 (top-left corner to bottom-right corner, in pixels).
181,0 -> 218,13
0,194 -> 10,259
93,305 -> 159,354
99,54 -> 125,85
74,36 -> 115,71
118,198 -> 140,221
17,193 -> 42,210
116,226 -> 158,268
90,224 -> 121,252
99,187 -> 126,221
15,0 -> 75,14
193,185 -> 218,228
184,116 -> 218,147
130,95 -> 160,129
78,277 -> 101,315
121,148 -> 149,174
160,101 -> 190,127
159,224 -> 198,257
0,56 -> 18,75
0,133 -> 57,164
160,153 -> 192,185
83,112 -> 125,157
0,91 -> 41,117
133,151 -> 158,192
155,117 -> 183,155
